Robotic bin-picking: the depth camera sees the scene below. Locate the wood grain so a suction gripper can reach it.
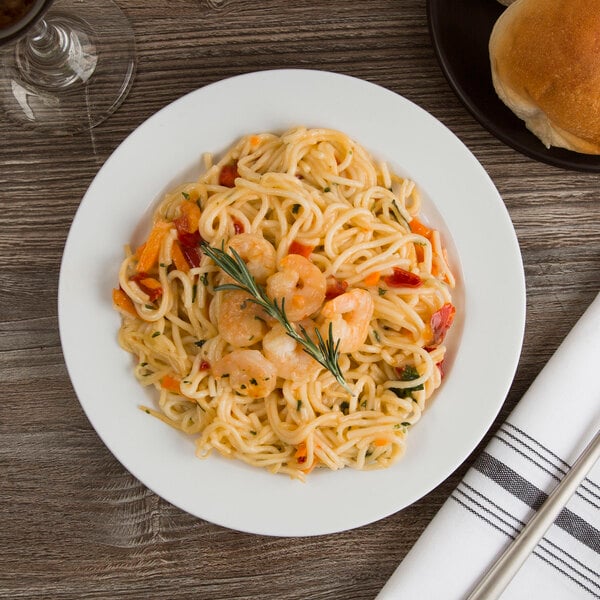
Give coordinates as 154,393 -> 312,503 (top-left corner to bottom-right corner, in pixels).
1,1 -> 599,598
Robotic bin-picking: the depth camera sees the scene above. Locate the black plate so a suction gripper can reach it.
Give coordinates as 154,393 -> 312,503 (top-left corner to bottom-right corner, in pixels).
427,0 -> 600,172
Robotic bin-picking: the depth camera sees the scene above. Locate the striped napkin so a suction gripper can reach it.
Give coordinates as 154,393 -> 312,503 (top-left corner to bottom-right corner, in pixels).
376,293 -> 600,599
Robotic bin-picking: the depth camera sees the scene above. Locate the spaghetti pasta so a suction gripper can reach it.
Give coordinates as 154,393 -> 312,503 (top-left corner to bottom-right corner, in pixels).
113,127 -> 456,480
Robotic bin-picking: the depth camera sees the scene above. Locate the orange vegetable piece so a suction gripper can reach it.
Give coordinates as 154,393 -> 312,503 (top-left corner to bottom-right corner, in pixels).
136,220 -> 171,273
134,242 -> 146,260
112,288 -> 137,317
139,277 -> 161,290
409,217 -> 434,240
373,438 -> 389,447
363,271 -> 381,286
171,240 -> 190,273
160,374 -> 181,393
295,442 -> 308,464
288,240 -> 315,259
179,201 -> 201,234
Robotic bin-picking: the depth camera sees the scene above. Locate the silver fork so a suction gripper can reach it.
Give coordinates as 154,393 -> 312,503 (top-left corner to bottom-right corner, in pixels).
466,428 -> 600,600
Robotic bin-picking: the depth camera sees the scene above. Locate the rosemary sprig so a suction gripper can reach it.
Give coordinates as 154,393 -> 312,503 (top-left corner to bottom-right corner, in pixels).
201,242 -> 353,395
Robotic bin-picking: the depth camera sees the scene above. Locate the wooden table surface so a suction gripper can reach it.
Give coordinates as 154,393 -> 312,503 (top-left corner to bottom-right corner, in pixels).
1,1 -> 599,598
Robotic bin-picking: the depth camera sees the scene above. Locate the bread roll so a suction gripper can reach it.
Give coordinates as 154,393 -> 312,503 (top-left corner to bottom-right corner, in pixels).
489,0 -> 600,154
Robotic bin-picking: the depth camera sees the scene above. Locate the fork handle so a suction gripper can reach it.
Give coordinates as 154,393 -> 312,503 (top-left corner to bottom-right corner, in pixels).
466,428 -> 600,600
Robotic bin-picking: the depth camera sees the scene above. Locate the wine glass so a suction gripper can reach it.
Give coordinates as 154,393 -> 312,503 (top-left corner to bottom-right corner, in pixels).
0,0 -> 136,134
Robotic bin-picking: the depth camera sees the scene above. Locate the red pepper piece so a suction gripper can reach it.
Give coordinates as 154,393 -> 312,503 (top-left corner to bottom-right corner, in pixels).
145,286 -> 162,302
325,277 -> 348,300
174,217 -> 203,249
219,163 -> 239,187
181,245 -> 201,268
129,273 -> 163,302
382,267 -> 422,288
232,218 -> 244,235
430,303 -> 456,346
180,230 -> 201,248
288,240 -> 315,259
436,360 -> 446,379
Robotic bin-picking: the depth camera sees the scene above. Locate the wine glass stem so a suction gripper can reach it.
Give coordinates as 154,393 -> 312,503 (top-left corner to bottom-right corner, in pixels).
29,19 -> 64,58
15,13 -> 97,89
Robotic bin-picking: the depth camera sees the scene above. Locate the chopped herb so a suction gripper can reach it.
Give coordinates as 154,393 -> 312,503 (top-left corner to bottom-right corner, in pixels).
160,262 -> 167,268
250,430 -> 257,435
183,380 -> 191,384
140,362 -> 148,367
348,149 -> 353,155
366,449 -> 373,457
360,399 -> 367,408
292,204 -> 300,214
340,401 -> 349,415
378,287 -> 387,296
240,384 -> 246,389
372,329 -> 381,343
391,365 -> 424,398
194,340 -> 206,347
401,422 -> 411,427
182,191 -> 190,200
297,399 -> 302,411
248,335 -> 254,341
192,283 -> 197,303
222,373 -> 229,378
200,273 -> 209,286
249,378 -> 258,386
144,408 -> 151,414
145,304 -> 154,310
400,365 -> 421,381
151,331 -> 161,338
323,186 -> 331,193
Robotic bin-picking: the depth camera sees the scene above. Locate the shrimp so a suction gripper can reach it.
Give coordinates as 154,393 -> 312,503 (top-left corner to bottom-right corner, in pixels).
216,289 -> 269,347
266,254 -> 326,322
319,288 -> 374,353
212,349 -> 277,398
262,322 -> 322,381
225,233 -> 276,284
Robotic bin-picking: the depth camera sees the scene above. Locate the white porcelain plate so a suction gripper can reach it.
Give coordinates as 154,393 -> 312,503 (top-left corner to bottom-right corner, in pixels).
58,69 -> 525,537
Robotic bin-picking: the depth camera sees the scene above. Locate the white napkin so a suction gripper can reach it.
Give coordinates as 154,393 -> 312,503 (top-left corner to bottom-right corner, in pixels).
377,293 -> 600,600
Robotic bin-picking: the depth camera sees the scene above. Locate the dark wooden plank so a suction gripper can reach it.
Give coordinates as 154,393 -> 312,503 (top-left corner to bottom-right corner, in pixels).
1,0 -> 599,598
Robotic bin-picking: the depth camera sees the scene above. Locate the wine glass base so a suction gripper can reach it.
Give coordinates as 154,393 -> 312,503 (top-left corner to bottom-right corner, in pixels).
0,0 -> 136,134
